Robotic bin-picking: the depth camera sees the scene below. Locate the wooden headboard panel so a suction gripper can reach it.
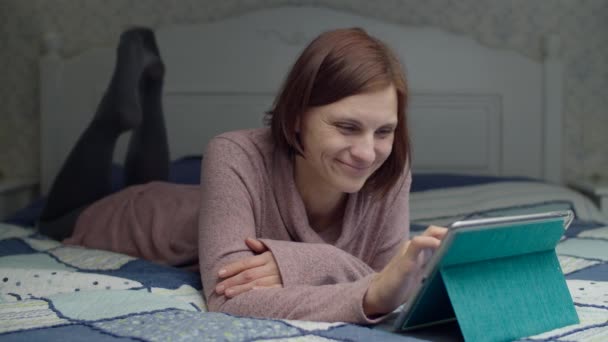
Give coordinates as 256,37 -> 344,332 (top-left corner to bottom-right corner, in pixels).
39,6 -> 563,194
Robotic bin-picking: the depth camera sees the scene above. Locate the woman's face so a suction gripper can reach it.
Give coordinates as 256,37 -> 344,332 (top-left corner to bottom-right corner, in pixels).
296,84 -> 398,195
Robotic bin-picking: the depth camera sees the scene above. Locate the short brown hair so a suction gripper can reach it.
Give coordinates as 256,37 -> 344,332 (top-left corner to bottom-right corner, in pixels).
266,27 -> 410,197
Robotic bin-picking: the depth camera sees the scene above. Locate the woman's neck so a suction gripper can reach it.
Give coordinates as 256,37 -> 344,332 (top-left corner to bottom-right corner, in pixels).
294,156 -> 347,232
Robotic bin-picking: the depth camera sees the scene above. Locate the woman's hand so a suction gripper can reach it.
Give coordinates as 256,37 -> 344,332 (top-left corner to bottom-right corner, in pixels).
363,225 -> 448,316
215,238 -> 283,298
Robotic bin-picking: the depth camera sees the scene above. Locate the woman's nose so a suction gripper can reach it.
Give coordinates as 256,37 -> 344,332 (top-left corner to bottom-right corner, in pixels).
350,135 -> 375,164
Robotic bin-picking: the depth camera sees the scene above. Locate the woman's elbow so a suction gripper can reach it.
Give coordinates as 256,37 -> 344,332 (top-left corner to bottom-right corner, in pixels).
205,292 -> 226,312
205,293 -> 243,316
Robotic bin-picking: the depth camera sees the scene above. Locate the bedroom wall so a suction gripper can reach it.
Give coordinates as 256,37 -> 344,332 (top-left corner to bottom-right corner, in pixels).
1,0 -> 607,183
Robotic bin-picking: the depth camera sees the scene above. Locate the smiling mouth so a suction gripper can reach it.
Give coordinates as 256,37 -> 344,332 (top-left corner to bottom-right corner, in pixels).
337,160 -> 371,172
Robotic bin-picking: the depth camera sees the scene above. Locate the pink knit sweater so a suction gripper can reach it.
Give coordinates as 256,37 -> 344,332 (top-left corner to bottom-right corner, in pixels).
66,128 -> 411,324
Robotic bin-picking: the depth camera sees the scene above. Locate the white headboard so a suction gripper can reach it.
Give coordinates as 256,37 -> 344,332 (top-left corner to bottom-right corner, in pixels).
39,6 -> 563,194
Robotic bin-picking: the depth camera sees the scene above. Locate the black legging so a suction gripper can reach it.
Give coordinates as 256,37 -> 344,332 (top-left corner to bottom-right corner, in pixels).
38,28 -> 169,240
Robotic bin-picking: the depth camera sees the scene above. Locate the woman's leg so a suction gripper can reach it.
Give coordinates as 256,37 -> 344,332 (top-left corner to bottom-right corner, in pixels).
124,29 -> 170,186
38,28 -> 162,240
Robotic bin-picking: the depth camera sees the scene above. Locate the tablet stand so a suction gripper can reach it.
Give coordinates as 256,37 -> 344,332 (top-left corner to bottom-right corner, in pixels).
401,219 -> 579,341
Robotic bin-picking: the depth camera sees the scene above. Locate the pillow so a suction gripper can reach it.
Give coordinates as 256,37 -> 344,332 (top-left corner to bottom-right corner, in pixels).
409,180 -> 607,229
110,155 -> 203,190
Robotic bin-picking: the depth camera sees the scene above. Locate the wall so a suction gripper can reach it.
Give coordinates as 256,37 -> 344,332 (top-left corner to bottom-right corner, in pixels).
1,0 -> 607,182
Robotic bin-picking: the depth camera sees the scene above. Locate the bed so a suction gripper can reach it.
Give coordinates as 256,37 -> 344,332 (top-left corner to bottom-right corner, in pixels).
2,6 -> 607,341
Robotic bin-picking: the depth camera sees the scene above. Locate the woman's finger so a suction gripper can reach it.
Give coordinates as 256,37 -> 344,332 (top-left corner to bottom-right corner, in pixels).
252,283 -> 283,291
216,265 -> 266,294
245,238 -> 268,253
224,275 -> 282,298
403,235 -> 442,261
421,225 -> 448,240
216,254 -> 278,293
249,275 -> 282,288
218,254 -> 266,278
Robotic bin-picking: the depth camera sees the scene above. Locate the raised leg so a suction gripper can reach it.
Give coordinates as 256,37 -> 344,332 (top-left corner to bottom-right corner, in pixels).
38,28 -> 162,240
124,29 -> 170,186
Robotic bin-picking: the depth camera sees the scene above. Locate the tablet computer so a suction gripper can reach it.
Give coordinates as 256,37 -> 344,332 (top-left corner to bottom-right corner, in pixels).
393,210 -> 574,331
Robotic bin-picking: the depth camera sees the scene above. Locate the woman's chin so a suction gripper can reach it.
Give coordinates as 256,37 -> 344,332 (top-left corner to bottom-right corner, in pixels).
334,178 -> 367,194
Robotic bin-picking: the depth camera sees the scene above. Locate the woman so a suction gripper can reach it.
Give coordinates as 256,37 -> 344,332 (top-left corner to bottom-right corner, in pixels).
38,27 -> 446,324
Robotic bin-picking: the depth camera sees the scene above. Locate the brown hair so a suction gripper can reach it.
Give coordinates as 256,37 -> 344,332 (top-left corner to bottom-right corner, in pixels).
266,27 -> 410,197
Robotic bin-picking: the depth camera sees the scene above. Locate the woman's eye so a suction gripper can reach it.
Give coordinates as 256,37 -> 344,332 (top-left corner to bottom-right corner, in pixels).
375,129 -> 394,138
336,124 -> 357,133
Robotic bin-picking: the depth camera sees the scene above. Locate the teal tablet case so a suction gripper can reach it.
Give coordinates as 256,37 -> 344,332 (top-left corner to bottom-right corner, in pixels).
400,218 -> 579,342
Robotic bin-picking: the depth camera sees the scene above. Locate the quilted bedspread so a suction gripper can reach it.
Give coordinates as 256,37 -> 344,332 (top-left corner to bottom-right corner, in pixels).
1,181 -> 607,341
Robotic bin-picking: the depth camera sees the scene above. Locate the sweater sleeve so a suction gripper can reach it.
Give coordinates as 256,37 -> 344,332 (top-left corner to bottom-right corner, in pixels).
258,240 -> 374,286
212,276 -> 380,323
257,170 -> 411,287
198,136 -> 382,323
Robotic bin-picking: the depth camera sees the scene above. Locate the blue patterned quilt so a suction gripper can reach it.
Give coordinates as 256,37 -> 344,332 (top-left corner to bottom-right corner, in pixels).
1,181 -> 607,341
